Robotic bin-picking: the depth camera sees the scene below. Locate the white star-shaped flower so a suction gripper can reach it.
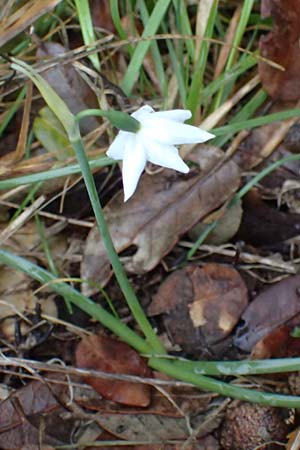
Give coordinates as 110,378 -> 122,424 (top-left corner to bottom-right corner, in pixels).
106,105 -> 215,201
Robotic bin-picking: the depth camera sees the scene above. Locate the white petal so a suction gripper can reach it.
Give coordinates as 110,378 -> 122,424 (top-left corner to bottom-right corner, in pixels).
107,131 -> 129,159
122,137 -> 147,201
141,118 -> 215,145
149,109 -> 192,123
131,104 -> 154,120
143,139 -> 189,173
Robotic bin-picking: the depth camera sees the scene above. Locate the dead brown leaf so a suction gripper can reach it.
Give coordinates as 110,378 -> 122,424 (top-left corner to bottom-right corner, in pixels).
0,377 -> 72,448
234,275 -> 300,352
259,0 -> 300,100
36,42 -> 100,135
148,263 -> 248,356
81,147 -> 240,295
250,324 -> 300,359
75,334 -> 152,407
236,190 -> 300,246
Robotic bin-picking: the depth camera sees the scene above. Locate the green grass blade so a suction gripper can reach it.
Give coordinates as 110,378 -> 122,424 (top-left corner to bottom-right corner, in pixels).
0,157 -> 113,190
74,0 -> 100,70
121,0 -> 172,96
0,249 -> 150,354
186,0 -> 218,117
212,108 -> 300,136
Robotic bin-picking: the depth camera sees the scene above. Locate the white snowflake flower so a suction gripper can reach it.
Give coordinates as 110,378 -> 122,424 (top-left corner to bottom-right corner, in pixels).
107,105 -> 215,201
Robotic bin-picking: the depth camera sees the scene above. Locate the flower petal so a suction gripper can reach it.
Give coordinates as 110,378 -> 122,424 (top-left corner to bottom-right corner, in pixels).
149,109 -> 192,123
143,139 -> 189,173
141,118 -> 215,145
122,137 -> 147,201
131,104 -> 154,120
107,131 -> 129,159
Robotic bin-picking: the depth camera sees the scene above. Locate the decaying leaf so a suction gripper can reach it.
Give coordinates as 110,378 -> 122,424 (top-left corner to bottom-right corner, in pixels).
98,412 -> 220,446
234,275 -> 300,352
36,42 -> 100,135
237,190 -> 300,246
189,198 -> 243,245
75,334 -> 152,407
0,377 -> 70,448
259,0 -> 300,100
148,263 -> 248,356
81,146 -> 240,295
250,324 -> 300,359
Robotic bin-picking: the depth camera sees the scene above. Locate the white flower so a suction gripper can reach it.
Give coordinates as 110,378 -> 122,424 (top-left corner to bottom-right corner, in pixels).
106,105 -> 215,201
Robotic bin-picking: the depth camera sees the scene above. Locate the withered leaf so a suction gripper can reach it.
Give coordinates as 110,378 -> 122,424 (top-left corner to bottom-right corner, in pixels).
250,323 -> 300,359
148,263 -> 248,357
36,42 -> 99,135
0,377 -> 75,448
234,275 -> 300,352
81,147 -> 240,295
236,190 -> 300,246
75,334 -> 152,407
259,0 -> 300,100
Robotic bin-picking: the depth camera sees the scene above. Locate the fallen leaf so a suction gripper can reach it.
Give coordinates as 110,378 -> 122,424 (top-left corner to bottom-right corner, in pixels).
234,275 -> 300,352
188,198 -> 243,245
36,42 -> 100,135
148,264 -> 248,356
259,0 -> 300,100
236,190 -> 300,246
250,324 -> 300,359
90,0 -> 116,32
0,377 -> 77,448
81,146 -> 240,295
75,334 -> 152,406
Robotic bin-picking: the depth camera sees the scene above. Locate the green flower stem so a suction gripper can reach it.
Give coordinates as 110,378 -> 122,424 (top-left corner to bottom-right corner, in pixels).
1,248 -> 300,407
0,249 -> 150,354
76,109 -> 140,133
69,120 -> 165,355
164,356 -> 300,376
149,357 -> 300,408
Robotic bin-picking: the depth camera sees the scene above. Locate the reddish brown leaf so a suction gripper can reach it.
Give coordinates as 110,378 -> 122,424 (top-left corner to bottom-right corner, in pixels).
75,334 -> 152,407
90,0 -> 116,32
234,275 -> 300,352
259,0 -> 300,100
81,146 -> 240,295
251,324 -> 300,359
148,264 -> 248,356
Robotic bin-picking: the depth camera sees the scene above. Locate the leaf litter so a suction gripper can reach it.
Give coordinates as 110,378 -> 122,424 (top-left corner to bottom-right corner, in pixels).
2,0 -> 300,449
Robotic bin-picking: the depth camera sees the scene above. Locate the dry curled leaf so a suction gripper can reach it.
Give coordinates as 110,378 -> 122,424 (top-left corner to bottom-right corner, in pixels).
75,334 -> 152,407
148,263 -> 248,356
259,0 -> 300,100
234,275 -> 300,352
81,146 -> 240,295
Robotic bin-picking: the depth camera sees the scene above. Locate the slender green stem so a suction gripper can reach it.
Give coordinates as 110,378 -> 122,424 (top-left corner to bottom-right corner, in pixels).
149,357 -> 300,408
0,157 -> 113,190
166,356 -> 300,376
1,248 -> 300,407
0,249 -> 150,354
70,128 -> 165,355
